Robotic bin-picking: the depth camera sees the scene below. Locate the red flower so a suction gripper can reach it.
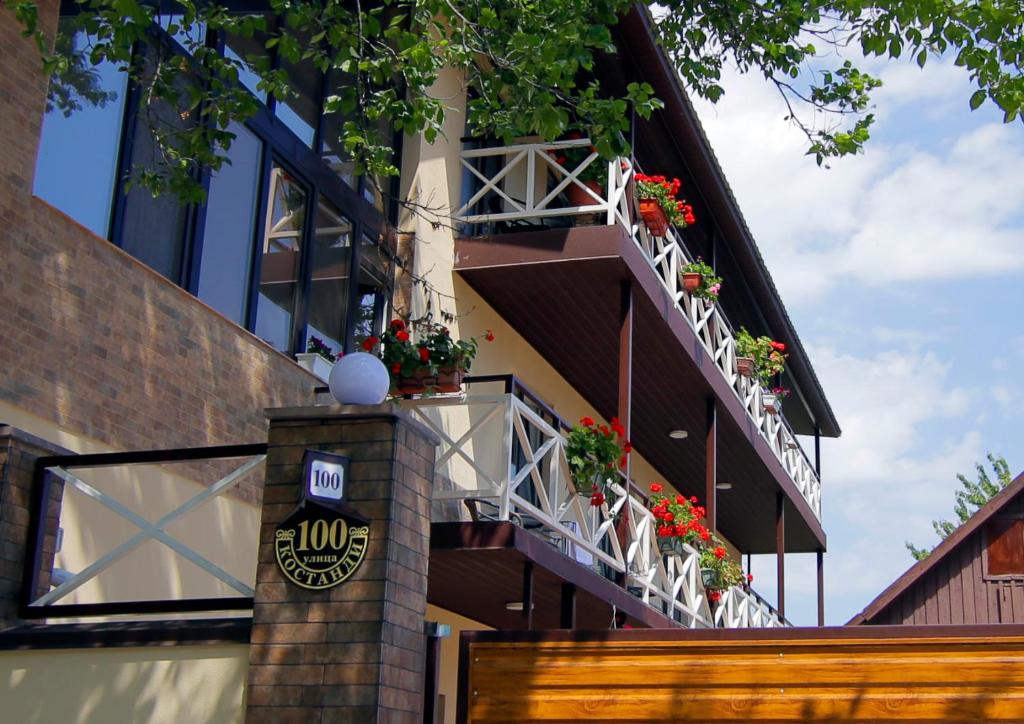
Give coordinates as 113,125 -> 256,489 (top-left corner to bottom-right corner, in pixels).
391,362 -> 401,374
689,496 -> 698,504
485,330 -> 495,342
714,546 -> 726,559
580,416 -> 595,427
747,573 -> 754,584
590,491 -> 606,507
675,495 -> 686,505
361,336 -> 379,352
623,441 -> 633,453
707,589 -> 721,603
650,483 -> 663,493
770,340 -> 787,353
657,525 -> 673,537
673,524 -> 687,537
619,455 -> 628,469
599,424 -> 610,437
663,512 -> 675,523
395,329 -> 410,342
700,528 -> 711,542
390,319 -> 405,329
418,347 -> 430,362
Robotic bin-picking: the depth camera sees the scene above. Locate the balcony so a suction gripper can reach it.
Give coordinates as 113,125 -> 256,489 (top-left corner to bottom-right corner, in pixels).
402,379 -> 787,629
453,140 -> 822,552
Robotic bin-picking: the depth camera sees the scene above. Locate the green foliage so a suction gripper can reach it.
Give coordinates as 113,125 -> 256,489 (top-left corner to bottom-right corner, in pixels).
9,0 -> 1024,201
698,534 -> 744,590
680,258 -> 722,300
905,454 -> 1014,561
735,327 -> 787,388
371,319 -> 489,379
566,416 -> 627,494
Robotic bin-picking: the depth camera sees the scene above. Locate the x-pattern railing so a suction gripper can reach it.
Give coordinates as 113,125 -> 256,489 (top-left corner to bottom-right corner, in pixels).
406,393 -> 784,629
23,445 -> 266,618
456,140 -> 821,520
714,585 -> 787,628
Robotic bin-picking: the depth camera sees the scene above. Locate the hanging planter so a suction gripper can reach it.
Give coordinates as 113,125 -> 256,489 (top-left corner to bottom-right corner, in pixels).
567,180 -> 603,208
638,198 -> 669,236
736,357 -> 756,377
701,568 -> 721,589
761,390 -> 781,415
396,368 -> 433,396
680,271 -> 702,292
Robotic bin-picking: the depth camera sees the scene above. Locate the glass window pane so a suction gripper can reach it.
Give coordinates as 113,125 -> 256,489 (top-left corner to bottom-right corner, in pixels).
255,165 -> 307,350
304,198 -> 353,357
33,19 -> 128,238
350,233 -> 391,347
275,54 -> 320,147
118,44 -> 193,282
196,122 -> 263,324
223,19 -> 273,102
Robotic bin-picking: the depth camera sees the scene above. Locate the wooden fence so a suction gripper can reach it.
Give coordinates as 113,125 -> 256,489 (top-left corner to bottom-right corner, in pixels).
458,625 -> 1024,721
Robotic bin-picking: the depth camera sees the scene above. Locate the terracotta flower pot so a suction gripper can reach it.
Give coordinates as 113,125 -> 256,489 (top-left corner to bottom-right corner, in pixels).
435,367 -> 465,394
736,357 -> 755,377
681,272 -> 702,292
567,180 -> 603,207
396,368 -> 433,396
762,392 -> 781,415
638,198 -> 669,236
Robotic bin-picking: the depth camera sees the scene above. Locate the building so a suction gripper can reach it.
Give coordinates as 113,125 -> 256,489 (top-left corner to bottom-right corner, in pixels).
0,1 -> 839,721
848,470 -> 1024,626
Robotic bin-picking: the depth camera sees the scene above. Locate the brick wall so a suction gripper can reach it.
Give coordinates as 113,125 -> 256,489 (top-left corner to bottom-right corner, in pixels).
0,1 -> 319,461
247,406 -> 438,723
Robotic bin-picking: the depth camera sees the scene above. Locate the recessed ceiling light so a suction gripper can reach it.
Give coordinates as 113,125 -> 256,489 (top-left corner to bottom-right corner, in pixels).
716,482 -> 733,490
669,430 -> 688,439
505,601 -> 535,611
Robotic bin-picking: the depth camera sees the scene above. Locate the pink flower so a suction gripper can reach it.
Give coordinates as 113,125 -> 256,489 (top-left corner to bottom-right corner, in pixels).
708,283 -> 721,296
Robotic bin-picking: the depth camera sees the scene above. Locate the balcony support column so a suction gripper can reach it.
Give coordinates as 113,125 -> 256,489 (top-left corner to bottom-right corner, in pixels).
560,583 -> 577,629
616,280 -> 634,590
817,549 -> 825,626
522,561 -> 534,630
705,397 -> 717,533
814,425 -> 821,478
776,492 -> 785,619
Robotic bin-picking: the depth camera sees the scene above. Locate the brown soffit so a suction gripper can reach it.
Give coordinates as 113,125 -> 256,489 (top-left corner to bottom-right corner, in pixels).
616,4 -> 841,439
846,470 -> 1024,625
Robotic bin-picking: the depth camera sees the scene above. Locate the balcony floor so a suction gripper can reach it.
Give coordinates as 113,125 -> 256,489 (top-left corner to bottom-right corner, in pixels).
455,225 -> 825,554
429,522 -> 681,629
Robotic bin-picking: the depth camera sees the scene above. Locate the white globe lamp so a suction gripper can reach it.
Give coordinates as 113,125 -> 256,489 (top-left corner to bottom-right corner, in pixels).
328,352 -> 390,405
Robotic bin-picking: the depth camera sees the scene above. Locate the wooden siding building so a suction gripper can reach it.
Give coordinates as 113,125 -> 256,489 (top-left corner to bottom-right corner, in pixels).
849,470 -> 1024,626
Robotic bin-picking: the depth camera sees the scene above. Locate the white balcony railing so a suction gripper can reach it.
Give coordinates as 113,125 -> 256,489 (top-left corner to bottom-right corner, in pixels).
456,139 -> 821,520
404,392 -> 786,629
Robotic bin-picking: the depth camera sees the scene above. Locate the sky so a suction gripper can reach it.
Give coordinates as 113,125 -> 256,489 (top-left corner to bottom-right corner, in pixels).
692,55 -> 1024,625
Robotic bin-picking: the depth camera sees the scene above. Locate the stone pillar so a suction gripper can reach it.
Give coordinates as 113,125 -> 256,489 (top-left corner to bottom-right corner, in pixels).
246,404 -> 439,723
0,426 -> 67,628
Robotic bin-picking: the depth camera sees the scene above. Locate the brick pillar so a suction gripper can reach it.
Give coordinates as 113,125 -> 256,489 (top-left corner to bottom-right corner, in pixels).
0,426 -> 67,628
247,404 -> 439,723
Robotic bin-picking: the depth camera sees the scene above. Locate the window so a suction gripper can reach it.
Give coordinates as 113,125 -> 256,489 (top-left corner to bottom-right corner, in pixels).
255,165 -> 307,350
276,53 -> 320,148
986,518 -> 1024,576
350,233 -> 391,348
196,122 -> 263,324
33,19 -> 128,238
304,198 -> 353,357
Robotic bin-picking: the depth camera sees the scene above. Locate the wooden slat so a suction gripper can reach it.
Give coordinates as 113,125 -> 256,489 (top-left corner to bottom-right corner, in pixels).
465,635 -> 1024,721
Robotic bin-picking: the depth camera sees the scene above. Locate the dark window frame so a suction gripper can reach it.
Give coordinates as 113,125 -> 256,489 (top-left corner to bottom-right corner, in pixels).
51,10 -> 398,357
983,516 -> 1024,580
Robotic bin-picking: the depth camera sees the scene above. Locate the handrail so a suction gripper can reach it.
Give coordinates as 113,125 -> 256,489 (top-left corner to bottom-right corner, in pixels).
403,392 -> 789,628
455,139 -> 822,520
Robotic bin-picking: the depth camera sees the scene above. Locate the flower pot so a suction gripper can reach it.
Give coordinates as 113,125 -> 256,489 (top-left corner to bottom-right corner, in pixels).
681,272 -> 702,293
762,392 -> 781,415
296,352 -> 334,383
436,367 -> 465,394
658,538 -> 683,556
736,357 -> 755,377
395,368 -> 433,396
567,180 -> 603,208
701,568 -> 721,589
638,198 -> 669,236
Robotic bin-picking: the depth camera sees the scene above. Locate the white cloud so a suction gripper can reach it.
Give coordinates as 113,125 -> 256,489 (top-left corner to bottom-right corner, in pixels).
692,66 -> 1024,304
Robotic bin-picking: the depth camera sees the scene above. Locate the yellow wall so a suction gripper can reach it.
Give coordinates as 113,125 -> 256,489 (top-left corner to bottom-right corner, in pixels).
427,604 -> 491,724
0,645 -> 248,723
1,400 -> 261,609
